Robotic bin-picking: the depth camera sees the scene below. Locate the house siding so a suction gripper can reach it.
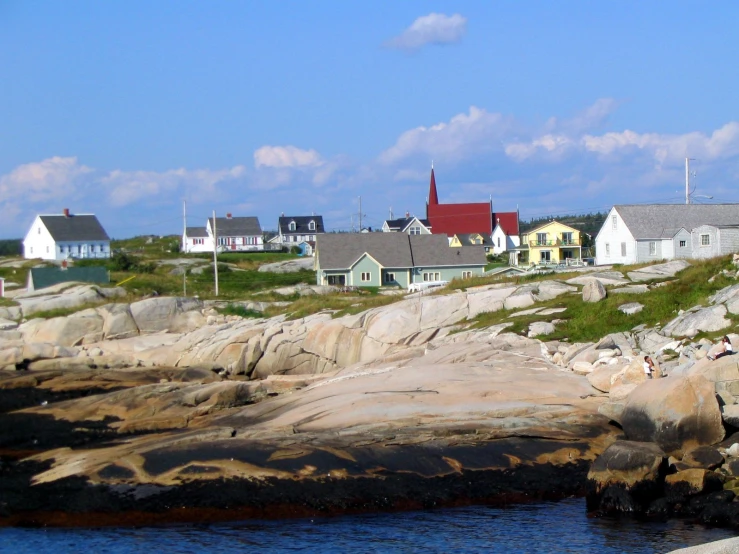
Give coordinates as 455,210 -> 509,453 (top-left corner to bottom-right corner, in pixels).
382,268 -> 409,288
594,208 -> 635,265
673,229 -> 692,259
691,226 -> 721,259
636,239 -> 665,262
720,228 -> 739,255
351,256 -> 382,287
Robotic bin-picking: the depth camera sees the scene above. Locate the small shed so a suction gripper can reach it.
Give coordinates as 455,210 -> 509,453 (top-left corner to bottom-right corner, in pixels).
27,266 -> 110,292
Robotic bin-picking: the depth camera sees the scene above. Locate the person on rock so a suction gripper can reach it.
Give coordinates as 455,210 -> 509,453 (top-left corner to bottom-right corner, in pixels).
643,356 -> 655,379
708,336 -> 733,361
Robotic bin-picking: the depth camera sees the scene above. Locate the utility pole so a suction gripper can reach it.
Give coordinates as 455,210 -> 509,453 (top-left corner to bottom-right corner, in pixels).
685,157 -> 695,205
389,206 -> 393,220
183,200 -> 187,296
212,210 -> 219,296
358,196 -> 362,232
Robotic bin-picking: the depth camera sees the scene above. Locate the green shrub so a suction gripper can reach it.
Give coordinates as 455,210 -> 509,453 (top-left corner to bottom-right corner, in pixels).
216,304 -> 263,318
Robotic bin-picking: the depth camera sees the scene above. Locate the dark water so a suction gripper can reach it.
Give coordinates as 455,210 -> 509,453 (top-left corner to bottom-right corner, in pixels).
1,499 -> 736,554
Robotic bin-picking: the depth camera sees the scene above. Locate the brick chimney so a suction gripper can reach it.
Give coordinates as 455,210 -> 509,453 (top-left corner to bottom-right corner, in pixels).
63,208 -> 70,218
226,213 -> 232,219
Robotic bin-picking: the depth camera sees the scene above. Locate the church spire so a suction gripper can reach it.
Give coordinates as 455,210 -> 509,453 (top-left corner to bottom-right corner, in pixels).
428,163 -> 439,207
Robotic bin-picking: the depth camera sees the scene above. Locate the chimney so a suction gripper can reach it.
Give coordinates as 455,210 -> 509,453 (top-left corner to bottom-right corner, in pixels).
226,213 -> 232,219
63,208 -> 70,218
405,211 -> 410,218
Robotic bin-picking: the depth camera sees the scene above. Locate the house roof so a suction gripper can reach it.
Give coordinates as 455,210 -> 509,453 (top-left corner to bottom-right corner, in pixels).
427,203 -> 493,236
185,227 -> 208,238
453,233 -> 492,246
410,235 -> 487,267
614,204 -> 739,239
492,212 -> 519,236
39,214 -> 110,242
29,266 -> 109,291
316,233 -> 486,270
383,217 -> 431,231
317,233 -> 413,269
278,215 -> 325,234
208,216 -> 262,236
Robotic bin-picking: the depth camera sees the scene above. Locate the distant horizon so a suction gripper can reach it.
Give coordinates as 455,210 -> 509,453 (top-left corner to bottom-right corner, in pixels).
2,2 -> 737,240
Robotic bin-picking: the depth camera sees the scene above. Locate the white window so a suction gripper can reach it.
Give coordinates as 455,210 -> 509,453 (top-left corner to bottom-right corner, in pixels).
422,272 -> 441,282
701,234 -> 710,246
361,272 -> 371,282
612,215 -> 617,230
497,237 -> 501,247
536,232 -> 547,246
605,243 -> 610,257
37,227 -> 41,234
649,242 -> 656,255
621,242 -> 626,256
289,221 -> 296,232
46,246 -> 49,253
462,271 -> 472,278
30,247 -> 33,254
308,220 -> 315,231
562,232 -> 573,245
384,272 -> 395,283
409,226 -> 421,235
679,240 -> 686,247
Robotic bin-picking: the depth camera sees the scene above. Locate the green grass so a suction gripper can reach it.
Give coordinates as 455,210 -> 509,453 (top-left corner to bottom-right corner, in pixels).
216,304 -> 264,318
465,255 -> 738,343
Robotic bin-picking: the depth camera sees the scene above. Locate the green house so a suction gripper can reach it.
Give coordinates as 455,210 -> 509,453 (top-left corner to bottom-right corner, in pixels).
315,233 -> 486,288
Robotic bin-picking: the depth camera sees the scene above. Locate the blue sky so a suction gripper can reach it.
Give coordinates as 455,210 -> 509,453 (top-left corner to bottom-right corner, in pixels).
1,1 -> 738,238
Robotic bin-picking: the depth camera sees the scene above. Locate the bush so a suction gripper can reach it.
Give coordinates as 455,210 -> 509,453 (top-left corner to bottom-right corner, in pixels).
290,246 -> 301,255
216,304 -> 263,318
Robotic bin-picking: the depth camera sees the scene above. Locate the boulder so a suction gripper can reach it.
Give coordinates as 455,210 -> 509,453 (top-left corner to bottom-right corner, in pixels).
721,405 -> 739,428
611,285 -> 649,295
598,402 -> 626,424
664,468 -> 724,498
528,321 -> 555,337
627,260 -> 691,282
566,272 -> 628,287
572,361 -> 594,375
619,303 -> 643,315
582,279 -> 607,302
588,440 -> 666,492
97,303 -> 139,340
662,305 -> 731,337
621,374 -> 725,456
20,311 -> 104,347
130,297 -> 204,333
682,446 -> 725,470
587,365 -> 622,393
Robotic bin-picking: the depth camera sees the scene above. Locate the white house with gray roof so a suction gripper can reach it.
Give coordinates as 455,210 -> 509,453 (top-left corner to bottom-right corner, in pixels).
315,233 -> 486,288
182,226 -> 212,253
23,209 -> 111,261
595,204 -> 739,265
207,214 -> 263,252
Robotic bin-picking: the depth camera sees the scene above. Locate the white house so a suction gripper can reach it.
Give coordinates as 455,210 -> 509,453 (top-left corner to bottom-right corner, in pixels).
182,227 -> 213,253
595,204 -> 739,265
276,215 -> 324,251
208,214 -> 263,252
491,220 -> 521,255
381,216 -> 432,235
23,209 -> 111,261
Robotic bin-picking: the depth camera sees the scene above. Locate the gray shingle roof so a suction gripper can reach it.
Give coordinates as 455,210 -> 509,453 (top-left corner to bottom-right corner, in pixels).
615,204 -> 739,239
185,227 -> 208,238
317,233 -> 413,269
39,214 -> 110,241
278,215 -> 325,234
410,235 -> 487,267
208,216 -> 262,236
317,233 -> 486,270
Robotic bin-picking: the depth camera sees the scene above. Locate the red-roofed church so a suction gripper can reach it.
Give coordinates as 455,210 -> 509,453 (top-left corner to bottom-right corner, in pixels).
425,166 -> 520,255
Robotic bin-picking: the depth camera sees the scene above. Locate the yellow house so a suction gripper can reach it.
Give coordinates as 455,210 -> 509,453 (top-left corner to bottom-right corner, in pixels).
519,220 -> 582,265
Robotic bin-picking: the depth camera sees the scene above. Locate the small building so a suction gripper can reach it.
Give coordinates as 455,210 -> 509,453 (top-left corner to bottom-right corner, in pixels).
381,216 -> 432,235
182,227 -> 212,253
491,215 -> 521,256
27,266 -> 110,292
315,233 -> 486,288
518,220 -> 582,266
449,233 -> 493,251
275,215 -> 324,252
23,209 -> 111,261
595,204 -> 739,265
208,214 -> 263,252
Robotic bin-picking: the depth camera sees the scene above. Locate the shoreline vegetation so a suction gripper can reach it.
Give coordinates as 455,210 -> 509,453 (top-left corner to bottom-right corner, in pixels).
2,237 -> 739,530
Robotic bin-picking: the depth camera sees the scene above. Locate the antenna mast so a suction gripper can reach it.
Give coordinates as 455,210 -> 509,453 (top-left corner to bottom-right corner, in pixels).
685,158 -> 690,205
212,210 -> 219,296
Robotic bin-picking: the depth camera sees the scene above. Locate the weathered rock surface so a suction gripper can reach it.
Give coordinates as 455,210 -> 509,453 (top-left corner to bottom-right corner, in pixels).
582,279 -> 607,302
621,375 -> 725,456
258,258 -> 315,273
662,305 -> 731,337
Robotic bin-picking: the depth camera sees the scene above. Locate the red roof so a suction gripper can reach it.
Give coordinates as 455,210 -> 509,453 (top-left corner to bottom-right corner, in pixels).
428,168 -> 439,206
427,203 -> 492,236
492,211 -> 519,235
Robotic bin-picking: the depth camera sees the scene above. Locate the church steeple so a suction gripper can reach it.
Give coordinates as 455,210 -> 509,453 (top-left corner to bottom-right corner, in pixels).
428,162 -> 439,207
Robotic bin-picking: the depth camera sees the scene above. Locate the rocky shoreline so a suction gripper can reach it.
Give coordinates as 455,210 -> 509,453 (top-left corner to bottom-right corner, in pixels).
4,259 -> 739,529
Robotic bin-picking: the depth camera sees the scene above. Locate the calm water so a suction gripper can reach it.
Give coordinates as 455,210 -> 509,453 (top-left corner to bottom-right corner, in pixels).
1,499 -> 736,554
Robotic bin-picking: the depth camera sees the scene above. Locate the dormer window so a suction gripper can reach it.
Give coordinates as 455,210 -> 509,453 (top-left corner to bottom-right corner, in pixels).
308,220 -> 315,231
289,221 -> 296,232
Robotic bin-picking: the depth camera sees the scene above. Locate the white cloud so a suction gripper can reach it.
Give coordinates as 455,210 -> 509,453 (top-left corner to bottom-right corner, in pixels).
102,166 -> 246,206
0,156 -> 92,202
386,13 -> 467,51
253,145 -> 323,169
379,106 -> 514,165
